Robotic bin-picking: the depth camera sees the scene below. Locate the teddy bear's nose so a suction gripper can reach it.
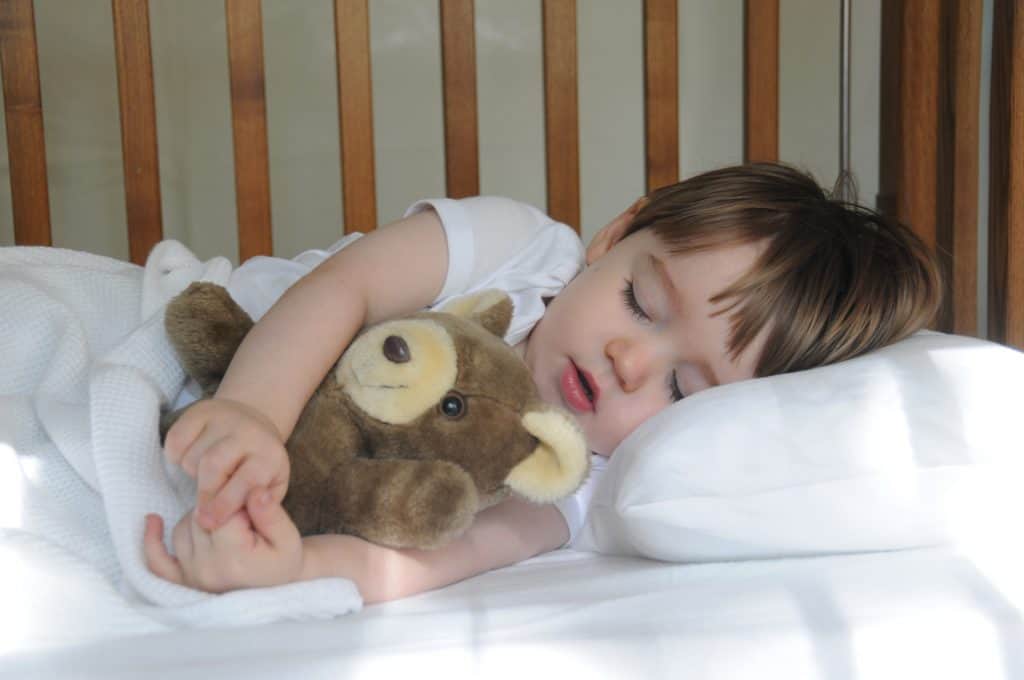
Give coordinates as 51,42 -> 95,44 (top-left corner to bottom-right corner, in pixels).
382,335 -> 411,363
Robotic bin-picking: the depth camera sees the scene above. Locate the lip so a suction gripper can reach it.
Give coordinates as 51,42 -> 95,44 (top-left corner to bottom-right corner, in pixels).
560,360 -> 597,413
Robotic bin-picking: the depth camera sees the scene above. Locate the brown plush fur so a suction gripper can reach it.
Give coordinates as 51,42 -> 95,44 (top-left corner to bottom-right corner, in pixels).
161,283 -> 588,550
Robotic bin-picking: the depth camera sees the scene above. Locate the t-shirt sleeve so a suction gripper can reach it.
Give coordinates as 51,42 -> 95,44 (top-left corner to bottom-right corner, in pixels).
405,196 -> 585,345
553,454 -> 607,549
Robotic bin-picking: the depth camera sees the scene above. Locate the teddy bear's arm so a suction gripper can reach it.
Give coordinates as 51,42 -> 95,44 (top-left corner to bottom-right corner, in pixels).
316,457 -> 480,550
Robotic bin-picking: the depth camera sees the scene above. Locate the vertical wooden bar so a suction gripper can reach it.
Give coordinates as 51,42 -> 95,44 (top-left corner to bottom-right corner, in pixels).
334,0 -> 377,233
945,0 -> 981,336
879,1 -> 945,327
877,0 -> 903,218
899,1 -> 942,250
643,0 -> 678,193
112,0 -> 163,264
440,0 -> 479,199
0,0 -> 51,245
542,0 -> 579,232
226,0 -> 273,261
988,0 -> 1024,348
743,0 -> 779,162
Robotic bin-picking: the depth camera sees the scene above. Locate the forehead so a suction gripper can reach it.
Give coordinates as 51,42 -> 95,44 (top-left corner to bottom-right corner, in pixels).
643,235 -> 768,384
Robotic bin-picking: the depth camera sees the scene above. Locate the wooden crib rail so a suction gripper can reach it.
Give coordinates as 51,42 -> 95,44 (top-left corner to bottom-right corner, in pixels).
0,0 -> 768,259
988,0 -> 1023,347
111,0 -> 163,264
878,0 -> 1022,348
0,0 -> 50,246
1,0 -> 1021,348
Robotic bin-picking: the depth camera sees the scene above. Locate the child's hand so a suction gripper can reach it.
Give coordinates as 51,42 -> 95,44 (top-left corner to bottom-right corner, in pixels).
163,397 -> 290,531
143,490 -> 303,593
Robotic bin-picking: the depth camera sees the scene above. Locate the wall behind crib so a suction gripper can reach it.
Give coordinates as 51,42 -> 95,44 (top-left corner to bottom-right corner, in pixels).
0,0 -> 941,272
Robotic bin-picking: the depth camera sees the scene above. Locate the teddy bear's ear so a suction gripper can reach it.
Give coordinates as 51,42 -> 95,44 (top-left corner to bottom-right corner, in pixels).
438,289 -> 513,339
504,407 -> 589,503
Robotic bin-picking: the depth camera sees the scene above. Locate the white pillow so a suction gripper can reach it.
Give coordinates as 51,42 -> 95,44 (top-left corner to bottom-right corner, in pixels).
577,331 -> 1024,561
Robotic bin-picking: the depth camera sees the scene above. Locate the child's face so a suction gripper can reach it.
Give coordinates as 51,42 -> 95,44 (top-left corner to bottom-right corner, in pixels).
523,214 -> 767,457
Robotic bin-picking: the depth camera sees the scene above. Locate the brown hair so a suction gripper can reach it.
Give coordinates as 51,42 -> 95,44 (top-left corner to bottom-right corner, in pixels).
626,162 -> 943,377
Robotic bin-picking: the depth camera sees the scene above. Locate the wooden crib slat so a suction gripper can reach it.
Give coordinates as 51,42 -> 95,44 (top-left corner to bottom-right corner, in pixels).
946,0 -> 982,336
900,1 -> 941,250
226,0 -> 273,261
440,0 -> 479,199
877,0 -> 902,219
643,0 -> 679,193
334,0 -> 377,233
988,0 -> 1024,348
743,0 -> 779,162
112,0 -> 164,265
881,0 -> 979,335
542,0 -> 579,232
0,0 -> 51,246
879,0 -> 950,331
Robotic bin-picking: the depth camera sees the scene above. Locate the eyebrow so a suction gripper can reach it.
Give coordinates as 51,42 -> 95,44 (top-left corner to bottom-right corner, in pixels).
648,253 -> 722,387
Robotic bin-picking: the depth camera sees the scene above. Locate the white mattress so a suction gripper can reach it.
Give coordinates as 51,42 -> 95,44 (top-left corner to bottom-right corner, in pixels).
3,545 -> 1022,680
3,246 -> 1022,678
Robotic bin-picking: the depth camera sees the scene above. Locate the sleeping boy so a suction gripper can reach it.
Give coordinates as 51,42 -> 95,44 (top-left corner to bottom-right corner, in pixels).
143,161 -> 942,602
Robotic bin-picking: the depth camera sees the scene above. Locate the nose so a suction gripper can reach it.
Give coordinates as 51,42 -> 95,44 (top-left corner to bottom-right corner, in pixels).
382,335 -> 411,363
605,337 -> 656,393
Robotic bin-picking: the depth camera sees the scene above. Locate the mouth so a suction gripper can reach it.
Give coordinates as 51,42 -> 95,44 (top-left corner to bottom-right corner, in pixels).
560,360 -> 599,413
341,364 -> 407,390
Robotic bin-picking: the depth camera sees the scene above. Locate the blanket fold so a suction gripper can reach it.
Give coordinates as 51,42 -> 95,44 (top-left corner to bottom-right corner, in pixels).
0,242 -> 360,649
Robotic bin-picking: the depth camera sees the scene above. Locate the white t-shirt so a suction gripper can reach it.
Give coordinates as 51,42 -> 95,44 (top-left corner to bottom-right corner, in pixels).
216,195 -> 600,547
227,196 -> 582,345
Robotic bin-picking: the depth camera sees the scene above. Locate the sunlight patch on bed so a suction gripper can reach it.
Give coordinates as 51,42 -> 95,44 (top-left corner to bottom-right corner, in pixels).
0,443 -> 23,529
0,540 -> 35,656
347,641 -> 610,678
851,607 -> 1006,679
947,464 -> 1024,606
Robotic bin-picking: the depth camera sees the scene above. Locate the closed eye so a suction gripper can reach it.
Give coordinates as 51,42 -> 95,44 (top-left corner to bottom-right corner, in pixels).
667,372 -> 685,402
623,278 -> 685,402
621,278 -> 650,322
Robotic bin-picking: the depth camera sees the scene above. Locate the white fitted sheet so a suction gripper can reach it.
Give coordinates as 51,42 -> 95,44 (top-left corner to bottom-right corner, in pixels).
3,545 -> 1022,680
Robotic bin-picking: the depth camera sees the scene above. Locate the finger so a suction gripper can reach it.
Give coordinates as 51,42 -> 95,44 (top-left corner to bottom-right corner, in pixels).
143,514 -> 185,584
201,453 -> 284,530
187,507 -> 215,552
246,489 -> 300,548
172,511 -> 197,562
194,438 -> 244,523
209,508 -> 258,552
181,427 -> 233,478
163,409 -> 208,467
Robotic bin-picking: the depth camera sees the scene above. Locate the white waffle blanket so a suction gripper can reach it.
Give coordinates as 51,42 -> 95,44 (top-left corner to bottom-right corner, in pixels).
0,242 -> 360,648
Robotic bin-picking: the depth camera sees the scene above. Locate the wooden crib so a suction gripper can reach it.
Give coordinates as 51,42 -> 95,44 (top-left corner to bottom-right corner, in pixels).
0,0 -> 1021,349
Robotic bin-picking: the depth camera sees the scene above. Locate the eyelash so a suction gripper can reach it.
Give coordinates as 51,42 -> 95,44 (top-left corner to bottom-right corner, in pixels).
620,279 -> 686,402
620,277 -> 649,322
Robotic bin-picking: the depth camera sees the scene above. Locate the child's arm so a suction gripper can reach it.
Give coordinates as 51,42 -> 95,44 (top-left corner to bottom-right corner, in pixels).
301,498 -> 569,603
143,495 -> 569,602
163,211 -> 450,529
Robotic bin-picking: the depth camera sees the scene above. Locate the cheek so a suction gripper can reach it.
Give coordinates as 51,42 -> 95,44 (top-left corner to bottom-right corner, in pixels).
586,399 -> 660,456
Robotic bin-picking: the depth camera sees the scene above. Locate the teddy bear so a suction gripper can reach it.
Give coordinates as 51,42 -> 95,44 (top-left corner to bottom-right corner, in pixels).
160,282 -> 589,549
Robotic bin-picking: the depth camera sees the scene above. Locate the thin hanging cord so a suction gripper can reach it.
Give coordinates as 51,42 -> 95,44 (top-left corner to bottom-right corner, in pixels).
833,0 -> 857,203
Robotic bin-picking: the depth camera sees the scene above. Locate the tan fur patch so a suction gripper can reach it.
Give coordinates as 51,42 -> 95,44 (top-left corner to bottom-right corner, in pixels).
336,319 -> 457,425
504,409 -> 590,503
439,289 -> 513,338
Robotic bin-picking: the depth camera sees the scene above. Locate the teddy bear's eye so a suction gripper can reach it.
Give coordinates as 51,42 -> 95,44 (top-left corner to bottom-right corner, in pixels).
439,392 -> 466,419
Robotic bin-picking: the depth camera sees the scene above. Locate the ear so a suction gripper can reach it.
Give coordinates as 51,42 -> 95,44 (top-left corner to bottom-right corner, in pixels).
504,408 -> 589,503
438,289 -> 513,338
585,196 -> 648,265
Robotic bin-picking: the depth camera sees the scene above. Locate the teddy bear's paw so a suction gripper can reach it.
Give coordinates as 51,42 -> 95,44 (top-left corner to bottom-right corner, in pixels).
164,282 -> 254,393
396,460 -> 480,548
328,458 -> 480,549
